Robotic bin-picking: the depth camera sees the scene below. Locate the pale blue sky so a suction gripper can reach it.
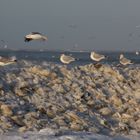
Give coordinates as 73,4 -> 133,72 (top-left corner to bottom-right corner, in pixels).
0,0 -> 140,51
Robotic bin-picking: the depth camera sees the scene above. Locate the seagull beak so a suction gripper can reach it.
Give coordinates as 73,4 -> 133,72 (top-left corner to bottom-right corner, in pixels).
105,56 -> 109,59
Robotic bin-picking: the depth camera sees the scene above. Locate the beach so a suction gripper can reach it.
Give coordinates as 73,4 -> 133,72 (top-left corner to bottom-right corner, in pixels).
1,0 -> 140,139
0,60 -> 139,139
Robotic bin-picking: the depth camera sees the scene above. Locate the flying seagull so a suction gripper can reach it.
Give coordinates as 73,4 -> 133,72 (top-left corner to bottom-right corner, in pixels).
60,54 -> 75,64
119,54 -> 133,65
90,51 -> 105,62
0,56 -> 17,66
24,32 -> 48,42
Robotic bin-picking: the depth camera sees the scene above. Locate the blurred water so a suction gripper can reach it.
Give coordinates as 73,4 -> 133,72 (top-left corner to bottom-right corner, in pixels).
0,50 -> 139,65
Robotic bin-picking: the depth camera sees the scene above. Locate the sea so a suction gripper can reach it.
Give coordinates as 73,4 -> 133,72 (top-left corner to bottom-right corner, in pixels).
0,50 -> 139,66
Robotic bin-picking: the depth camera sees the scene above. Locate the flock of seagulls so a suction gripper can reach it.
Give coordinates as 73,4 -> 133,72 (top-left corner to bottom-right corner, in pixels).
23,32 -> 138,66
0,32 -> 139,66
60,52 -> 134,66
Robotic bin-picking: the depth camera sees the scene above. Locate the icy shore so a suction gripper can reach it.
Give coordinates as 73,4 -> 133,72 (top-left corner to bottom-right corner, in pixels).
0,61 -> 139,138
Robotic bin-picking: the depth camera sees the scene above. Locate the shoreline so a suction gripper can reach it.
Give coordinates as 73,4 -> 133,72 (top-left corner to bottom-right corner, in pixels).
0,131 -> 140,140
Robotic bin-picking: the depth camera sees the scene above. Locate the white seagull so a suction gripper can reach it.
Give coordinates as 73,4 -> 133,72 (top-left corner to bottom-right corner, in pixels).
60,54 -> 75,64
136,51 -> 139,55
24,32 -> 48,42
0,56 -> 17,66
119,54 -> 133,65
90,51 -> 105,62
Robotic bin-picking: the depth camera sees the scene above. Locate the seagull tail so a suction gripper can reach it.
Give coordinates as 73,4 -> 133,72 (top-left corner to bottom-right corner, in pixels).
42,36 -> 48,41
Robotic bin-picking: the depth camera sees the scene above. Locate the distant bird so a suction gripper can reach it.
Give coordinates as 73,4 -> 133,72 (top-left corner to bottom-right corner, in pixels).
119,54 -> 133,66
0,56 -> 17,66
68,24 -> 77,29
136,25 -> 140,28
24,32 -> 48,42
128,32 -> 134,37
136,51 -> 139,55
52,55 -> 55,58
60,54 -> 75,64
90,51 -> 105,62
1,40 -> 8,49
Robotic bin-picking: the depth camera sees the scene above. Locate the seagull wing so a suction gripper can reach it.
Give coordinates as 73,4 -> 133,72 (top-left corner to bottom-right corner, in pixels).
0,57 -> 9,63
94,53 -> 105,59
63,55 -> 75,62
121,57 -> 131,64
31,32 -> 42,35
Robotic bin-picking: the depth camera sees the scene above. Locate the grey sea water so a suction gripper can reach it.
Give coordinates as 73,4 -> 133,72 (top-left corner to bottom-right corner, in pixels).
0,50 -> 139,65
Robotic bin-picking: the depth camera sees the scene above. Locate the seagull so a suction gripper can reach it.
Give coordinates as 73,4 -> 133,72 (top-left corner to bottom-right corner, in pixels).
119,54 -> 133,65
0,56 -> 17,66
60,54 -> 75,64
136,51 -> 139,55
90,51 -> 105,62
24,32 -> 48,42
1,40 -> 8,49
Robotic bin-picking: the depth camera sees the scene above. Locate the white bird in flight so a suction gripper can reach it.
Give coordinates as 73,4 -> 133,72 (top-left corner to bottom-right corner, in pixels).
60,54 -> 75,64
90,51 -> 105,62
24,32 -> 48,42
119,54 -> 133,65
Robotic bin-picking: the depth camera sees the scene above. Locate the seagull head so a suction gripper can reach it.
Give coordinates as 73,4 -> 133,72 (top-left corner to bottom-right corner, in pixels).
91,51 -> 95,55
10,56 -> 17,62
120,54 -> 124,59
61,54 -> 65,56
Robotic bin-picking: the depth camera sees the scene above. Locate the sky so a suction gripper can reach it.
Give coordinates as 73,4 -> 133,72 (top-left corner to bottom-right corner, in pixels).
0,0 -> 140,51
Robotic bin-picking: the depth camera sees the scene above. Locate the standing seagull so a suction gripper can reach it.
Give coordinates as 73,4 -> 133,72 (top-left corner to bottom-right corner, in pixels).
0,56 -> 17,66
24,32 -> 48,42
60,54 -> 75,64
90,51 -> 105,62
119,54 -> 133,65
136,51 -> 139,55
